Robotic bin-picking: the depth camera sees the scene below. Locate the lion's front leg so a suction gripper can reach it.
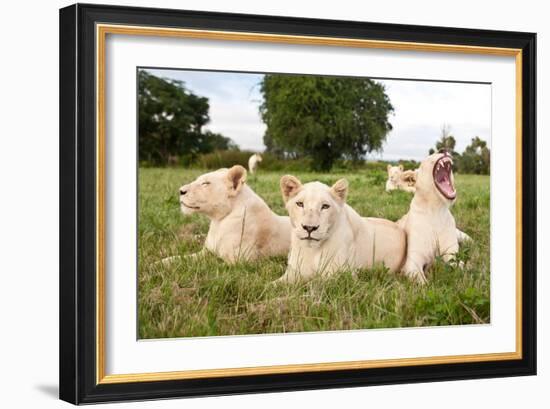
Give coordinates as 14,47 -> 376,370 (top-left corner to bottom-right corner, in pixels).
456,229 -> 472,244
401,185 -> 416,193
274,253 -> 319,284
160,255 -> 181,266
400,231 -> 431,284
401,257 -> 428,285
187,248 -> 210,260
437,230 -> 463,268
274,268 -> 302,284
160,248 -> 209,266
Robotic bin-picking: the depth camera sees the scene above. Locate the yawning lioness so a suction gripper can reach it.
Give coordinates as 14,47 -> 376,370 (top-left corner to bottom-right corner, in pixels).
277,175 -> 407,282
397,152 -> 470,283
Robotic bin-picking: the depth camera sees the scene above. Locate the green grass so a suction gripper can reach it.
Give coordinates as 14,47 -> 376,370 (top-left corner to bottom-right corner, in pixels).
138,168 -> 490,339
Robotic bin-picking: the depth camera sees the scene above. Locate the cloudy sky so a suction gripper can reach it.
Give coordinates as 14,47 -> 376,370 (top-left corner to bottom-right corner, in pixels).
143,68 -> 491,161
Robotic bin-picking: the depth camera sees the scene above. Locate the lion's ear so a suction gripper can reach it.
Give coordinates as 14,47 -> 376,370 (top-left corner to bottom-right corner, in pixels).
227,165 -> 247,196
402,170 -> 417,184
280,175 -> 302,203
398,164 -> 404,171
387,164 -> 392,173
330,179 -> 348,202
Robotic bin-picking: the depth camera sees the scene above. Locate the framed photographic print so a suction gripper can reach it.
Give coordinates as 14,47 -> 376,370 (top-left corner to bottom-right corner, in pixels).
59,3 -> 536,404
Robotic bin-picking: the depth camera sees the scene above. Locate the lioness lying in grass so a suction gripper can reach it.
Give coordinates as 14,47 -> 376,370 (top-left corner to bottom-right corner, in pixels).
276,175 -> 407,283
168,165 -> 291,263
385,164 -> 417,193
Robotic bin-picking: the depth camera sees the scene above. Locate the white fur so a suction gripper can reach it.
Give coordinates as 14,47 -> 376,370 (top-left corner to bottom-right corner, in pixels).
248,153 -> 263,175
456,229 -> 472,243
277,176 -> 406,283
385,164 -> 417,193
397,153 -> 470,283
175,165 -> 290,263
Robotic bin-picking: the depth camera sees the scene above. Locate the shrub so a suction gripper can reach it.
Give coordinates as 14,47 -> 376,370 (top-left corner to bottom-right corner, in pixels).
197,150 -> 251,169
364,161 -> 391,172
397,159 -> 420,170
196,150 -> 308,172
144,150 -> 421,175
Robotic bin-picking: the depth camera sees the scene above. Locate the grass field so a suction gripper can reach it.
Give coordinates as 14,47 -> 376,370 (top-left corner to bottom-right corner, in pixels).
138,167 -> 490,339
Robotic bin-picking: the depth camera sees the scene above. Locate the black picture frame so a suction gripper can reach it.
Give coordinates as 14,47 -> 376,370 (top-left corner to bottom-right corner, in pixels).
59,3 -> 536,404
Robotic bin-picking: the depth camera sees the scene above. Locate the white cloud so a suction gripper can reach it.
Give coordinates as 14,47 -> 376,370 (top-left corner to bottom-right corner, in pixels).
142,69 -> 491,160
375,79 -> 491,160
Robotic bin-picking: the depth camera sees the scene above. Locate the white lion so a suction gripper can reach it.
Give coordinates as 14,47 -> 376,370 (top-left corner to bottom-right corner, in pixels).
276,175 -> 407,283
172,165 -> 291,263
386,164 -> 417,193
397,152 -> 471,284
248,153 -> 263,175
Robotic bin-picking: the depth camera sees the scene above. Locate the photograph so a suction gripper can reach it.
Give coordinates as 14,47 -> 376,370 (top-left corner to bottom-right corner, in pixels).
137,68 -> 491,339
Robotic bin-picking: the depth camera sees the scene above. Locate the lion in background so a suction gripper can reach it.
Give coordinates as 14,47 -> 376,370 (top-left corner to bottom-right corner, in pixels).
248,153 -> 263,175
386,164 -> 417,193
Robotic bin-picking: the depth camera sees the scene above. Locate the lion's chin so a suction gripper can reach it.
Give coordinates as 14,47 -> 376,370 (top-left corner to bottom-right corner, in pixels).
297,236 -> 323,248
180,204 -> 199,215
304,241 -> 321,248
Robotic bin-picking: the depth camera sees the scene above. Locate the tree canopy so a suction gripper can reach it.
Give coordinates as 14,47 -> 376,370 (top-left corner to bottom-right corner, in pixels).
259,75 -> 394,171
429,124 -> 459,157
138,71 -> 237,165
459,136 -> 490,174
429,125 -> 490,175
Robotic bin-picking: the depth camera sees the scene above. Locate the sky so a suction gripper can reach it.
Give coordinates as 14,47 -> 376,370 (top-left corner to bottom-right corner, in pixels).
143,68 -> 491,161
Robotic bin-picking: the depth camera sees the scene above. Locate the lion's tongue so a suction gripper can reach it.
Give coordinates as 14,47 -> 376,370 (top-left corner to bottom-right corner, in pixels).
435,165 -> 455,197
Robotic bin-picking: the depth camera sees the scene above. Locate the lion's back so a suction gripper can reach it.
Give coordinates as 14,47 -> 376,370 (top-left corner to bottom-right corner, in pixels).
364,217 -> 407,271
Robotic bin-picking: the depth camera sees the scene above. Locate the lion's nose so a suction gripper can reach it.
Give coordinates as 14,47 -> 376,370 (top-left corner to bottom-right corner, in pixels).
301,224 -> 319,233
179,188 -> 187,196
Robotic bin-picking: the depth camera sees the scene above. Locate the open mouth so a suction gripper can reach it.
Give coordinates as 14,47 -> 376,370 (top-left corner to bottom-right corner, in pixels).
433,155 -> 456,200
181,202 -> 200,210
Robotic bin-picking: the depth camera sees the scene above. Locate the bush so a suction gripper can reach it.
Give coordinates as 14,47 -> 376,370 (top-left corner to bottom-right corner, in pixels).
364,161 -> 391,172
197,150 -> 251,169
343,160 -> 418,173
196,150 -> 308,172
397,159 -> 420,170
142,150 -> 421,175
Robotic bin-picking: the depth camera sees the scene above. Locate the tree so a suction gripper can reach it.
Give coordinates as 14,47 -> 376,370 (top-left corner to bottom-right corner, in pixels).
459,136 -> 490,174
138,71 -> 238,165
259,75 -> 394,171
263,130 -> 289,159
429,124 -> 458,156
199,131 -> 240,152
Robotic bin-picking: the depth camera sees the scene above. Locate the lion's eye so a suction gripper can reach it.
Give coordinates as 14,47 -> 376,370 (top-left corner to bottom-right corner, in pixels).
201,181 -> 210,186
296,201 -> 304,208
321,204 -> 330,210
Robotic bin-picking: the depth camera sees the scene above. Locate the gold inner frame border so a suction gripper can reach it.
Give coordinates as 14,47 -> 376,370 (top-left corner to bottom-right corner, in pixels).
95,23 -> 523,385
